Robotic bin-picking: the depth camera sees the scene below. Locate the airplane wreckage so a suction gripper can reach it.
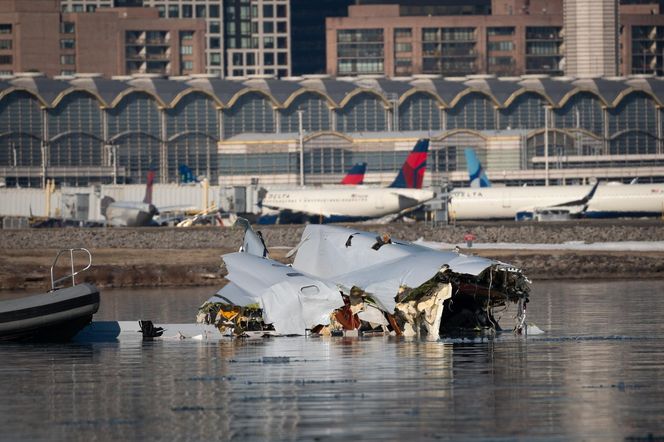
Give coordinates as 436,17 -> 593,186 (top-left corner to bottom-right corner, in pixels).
197,220 -> 532,339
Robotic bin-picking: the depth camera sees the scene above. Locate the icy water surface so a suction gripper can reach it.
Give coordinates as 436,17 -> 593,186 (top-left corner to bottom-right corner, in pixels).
1,281 -> 664,441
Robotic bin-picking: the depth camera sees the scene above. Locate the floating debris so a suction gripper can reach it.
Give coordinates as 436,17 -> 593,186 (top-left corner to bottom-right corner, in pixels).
197,219 -> 531,338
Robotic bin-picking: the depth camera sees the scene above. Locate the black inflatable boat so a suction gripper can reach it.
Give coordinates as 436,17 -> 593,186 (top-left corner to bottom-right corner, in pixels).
0,249 -> 100,342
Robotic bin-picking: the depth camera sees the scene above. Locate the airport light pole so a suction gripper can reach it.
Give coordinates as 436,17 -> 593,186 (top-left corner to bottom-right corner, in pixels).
107,144 -> 118,185
544,105 -> 550,186
575,107 -> 581,155
297,110 -> 304,187
11,143 -> 17,187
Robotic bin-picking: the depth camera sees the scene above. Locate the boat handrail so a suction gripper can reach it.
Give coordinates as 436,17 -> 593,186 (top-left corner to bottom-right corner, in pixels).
50,248 -> 93,291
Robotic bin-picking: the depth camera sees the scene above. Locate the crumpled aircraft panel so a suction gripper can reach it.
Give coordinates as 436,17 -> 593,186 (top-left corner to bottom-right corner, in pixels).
207,252 -> 343,335
293,225 -> 498,278
198,221 -> 530,337
330,251 -> 456,312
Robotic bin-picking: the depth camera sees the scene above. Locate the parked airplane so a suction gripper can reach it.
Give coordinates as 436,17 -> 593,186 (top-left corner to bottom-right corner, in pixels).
465,148 -> 491,188
254,163 -> 367,224
450,150 -> 664,220
260,139 -> 434,223
218,162 -> 369,225
179,164 -> 198,184
101,170 -> 159,227
340,162 -> 367,185
449,182 -> 602,221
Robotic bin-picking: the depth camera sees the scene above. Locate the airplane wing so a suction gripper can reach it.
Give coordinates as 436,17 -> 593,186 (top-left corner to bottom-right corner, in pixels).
370,194 -> 426,224
391,192 -> 419,207
260,201 -> 334,219
515,181 -> 599,220
548,181 -> 599,208
158,205 -> 199,213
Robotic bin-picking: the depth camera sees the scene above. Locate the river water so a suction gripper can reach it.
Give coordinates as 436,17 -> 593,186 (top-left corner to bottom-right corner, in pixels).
1,280 -> 663,441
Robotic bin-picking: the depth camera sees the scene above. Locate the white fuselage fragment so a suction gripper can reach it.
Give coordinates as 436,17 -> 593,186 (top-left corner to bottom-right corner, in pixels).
207,223 -> 528,336
213,253 -> 343,336
105,201 -> 157,227
291,225 -> 499,313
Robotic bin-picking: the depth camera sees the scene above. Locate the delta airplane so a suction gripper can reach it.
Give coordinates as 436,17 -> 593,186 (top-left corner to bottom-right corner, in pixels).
448,149 -> 664,220
260,139 -> 434,223
256,161 -> 368,224
465,148 -> 492,188
101,170 -> 159,227
339,162 -> 367,185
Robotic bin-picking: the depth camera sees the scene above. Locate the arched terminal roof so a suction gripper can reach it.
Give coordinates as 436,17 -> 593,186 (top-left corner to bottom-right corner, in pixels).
0,78 -> 14,95
470,77 -> 522,105
67,75 -> 130,106
246,78 -> 302,105
407,77 -> 463,106
125,76 -> 191,107
186,77 -> 245,106
299,77 -> 358,105
7,74 -> 71,106
530,77 -> 577,104
589,78 -> 633,105
3,73 -> 664,110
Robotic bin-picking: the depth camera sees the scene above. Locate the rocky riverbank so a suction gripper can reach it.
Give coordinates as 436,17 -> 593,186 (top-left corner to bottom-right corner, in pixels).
1,219 -> 663,250
1,219 -> 662,291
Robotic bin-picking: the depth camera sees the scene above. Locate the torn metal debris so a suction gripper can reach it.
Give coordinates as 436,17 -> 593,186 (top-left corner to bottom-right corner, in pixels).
198,221 -> 531,338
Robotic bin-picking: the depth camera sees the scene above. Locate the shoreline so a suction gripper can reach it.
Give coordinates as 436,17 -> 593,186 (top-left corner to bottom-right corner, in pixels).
1,246 -> 662,291
1,220 -> 662,291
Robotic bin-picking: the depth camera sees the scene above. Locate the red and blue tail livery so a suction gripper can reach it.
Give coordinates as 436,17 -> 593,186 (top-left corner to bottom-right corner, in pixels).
143,168 -> 156,204
340,162 -> 367,185
388,138 -> 429,189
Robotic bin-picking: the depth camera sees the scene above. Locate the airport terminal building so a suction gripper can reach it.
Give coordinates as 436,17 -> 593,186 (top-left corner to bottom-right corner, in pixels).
2,72 -> 664,188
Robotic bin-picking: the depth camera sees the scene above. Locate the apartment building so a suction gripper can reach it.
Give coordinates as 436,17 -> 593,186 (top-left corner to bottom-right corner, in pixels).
0,0 -> 61,76
61,0 -> 291,77
564,0 -> 619,77
0,0 -> 205,77
326,0 -> 664,77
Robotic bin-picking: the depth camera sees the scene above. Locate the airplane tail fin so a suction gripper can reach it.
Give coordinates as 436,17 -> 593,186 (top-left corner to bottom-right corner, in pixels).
464,148 -> 491,188
235,217 -> 269,258
388,138 -> 429,189
340,162 -> 367,185
179,164 -> 198,183
143,167 -> 156,204
100,196 -> 115,217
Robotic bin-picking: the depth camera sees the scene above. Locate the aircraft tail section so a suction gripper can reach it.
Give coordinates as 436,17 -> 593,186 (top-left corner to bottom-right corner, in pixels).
388,138 -> 429,189
340,162 -> 367,185
143,168 -> 156,204
179,164 -> 198,183
100,196 -> 115,217
465,148 -> 491,188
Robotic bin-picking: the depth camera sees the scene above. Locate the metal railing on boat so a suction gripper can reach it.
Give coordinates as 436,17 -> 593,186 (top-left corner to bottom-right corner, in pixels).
50,248 -> 92,291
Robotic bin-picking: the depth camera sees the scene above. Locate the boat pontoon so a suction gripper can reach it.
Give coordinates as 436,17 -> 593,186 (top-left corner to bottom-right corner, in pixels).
0,248 -> 100,342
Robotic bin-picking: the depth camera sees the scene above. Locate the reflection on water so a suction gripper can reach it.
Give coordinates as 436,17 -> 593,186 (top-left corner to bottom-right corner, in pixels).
1,280 -> 664,440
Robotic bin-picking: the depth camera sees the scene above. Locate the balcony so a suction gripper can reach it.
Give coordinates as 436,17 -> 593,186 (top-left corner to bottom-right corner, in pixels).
125,37 -> 145,45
